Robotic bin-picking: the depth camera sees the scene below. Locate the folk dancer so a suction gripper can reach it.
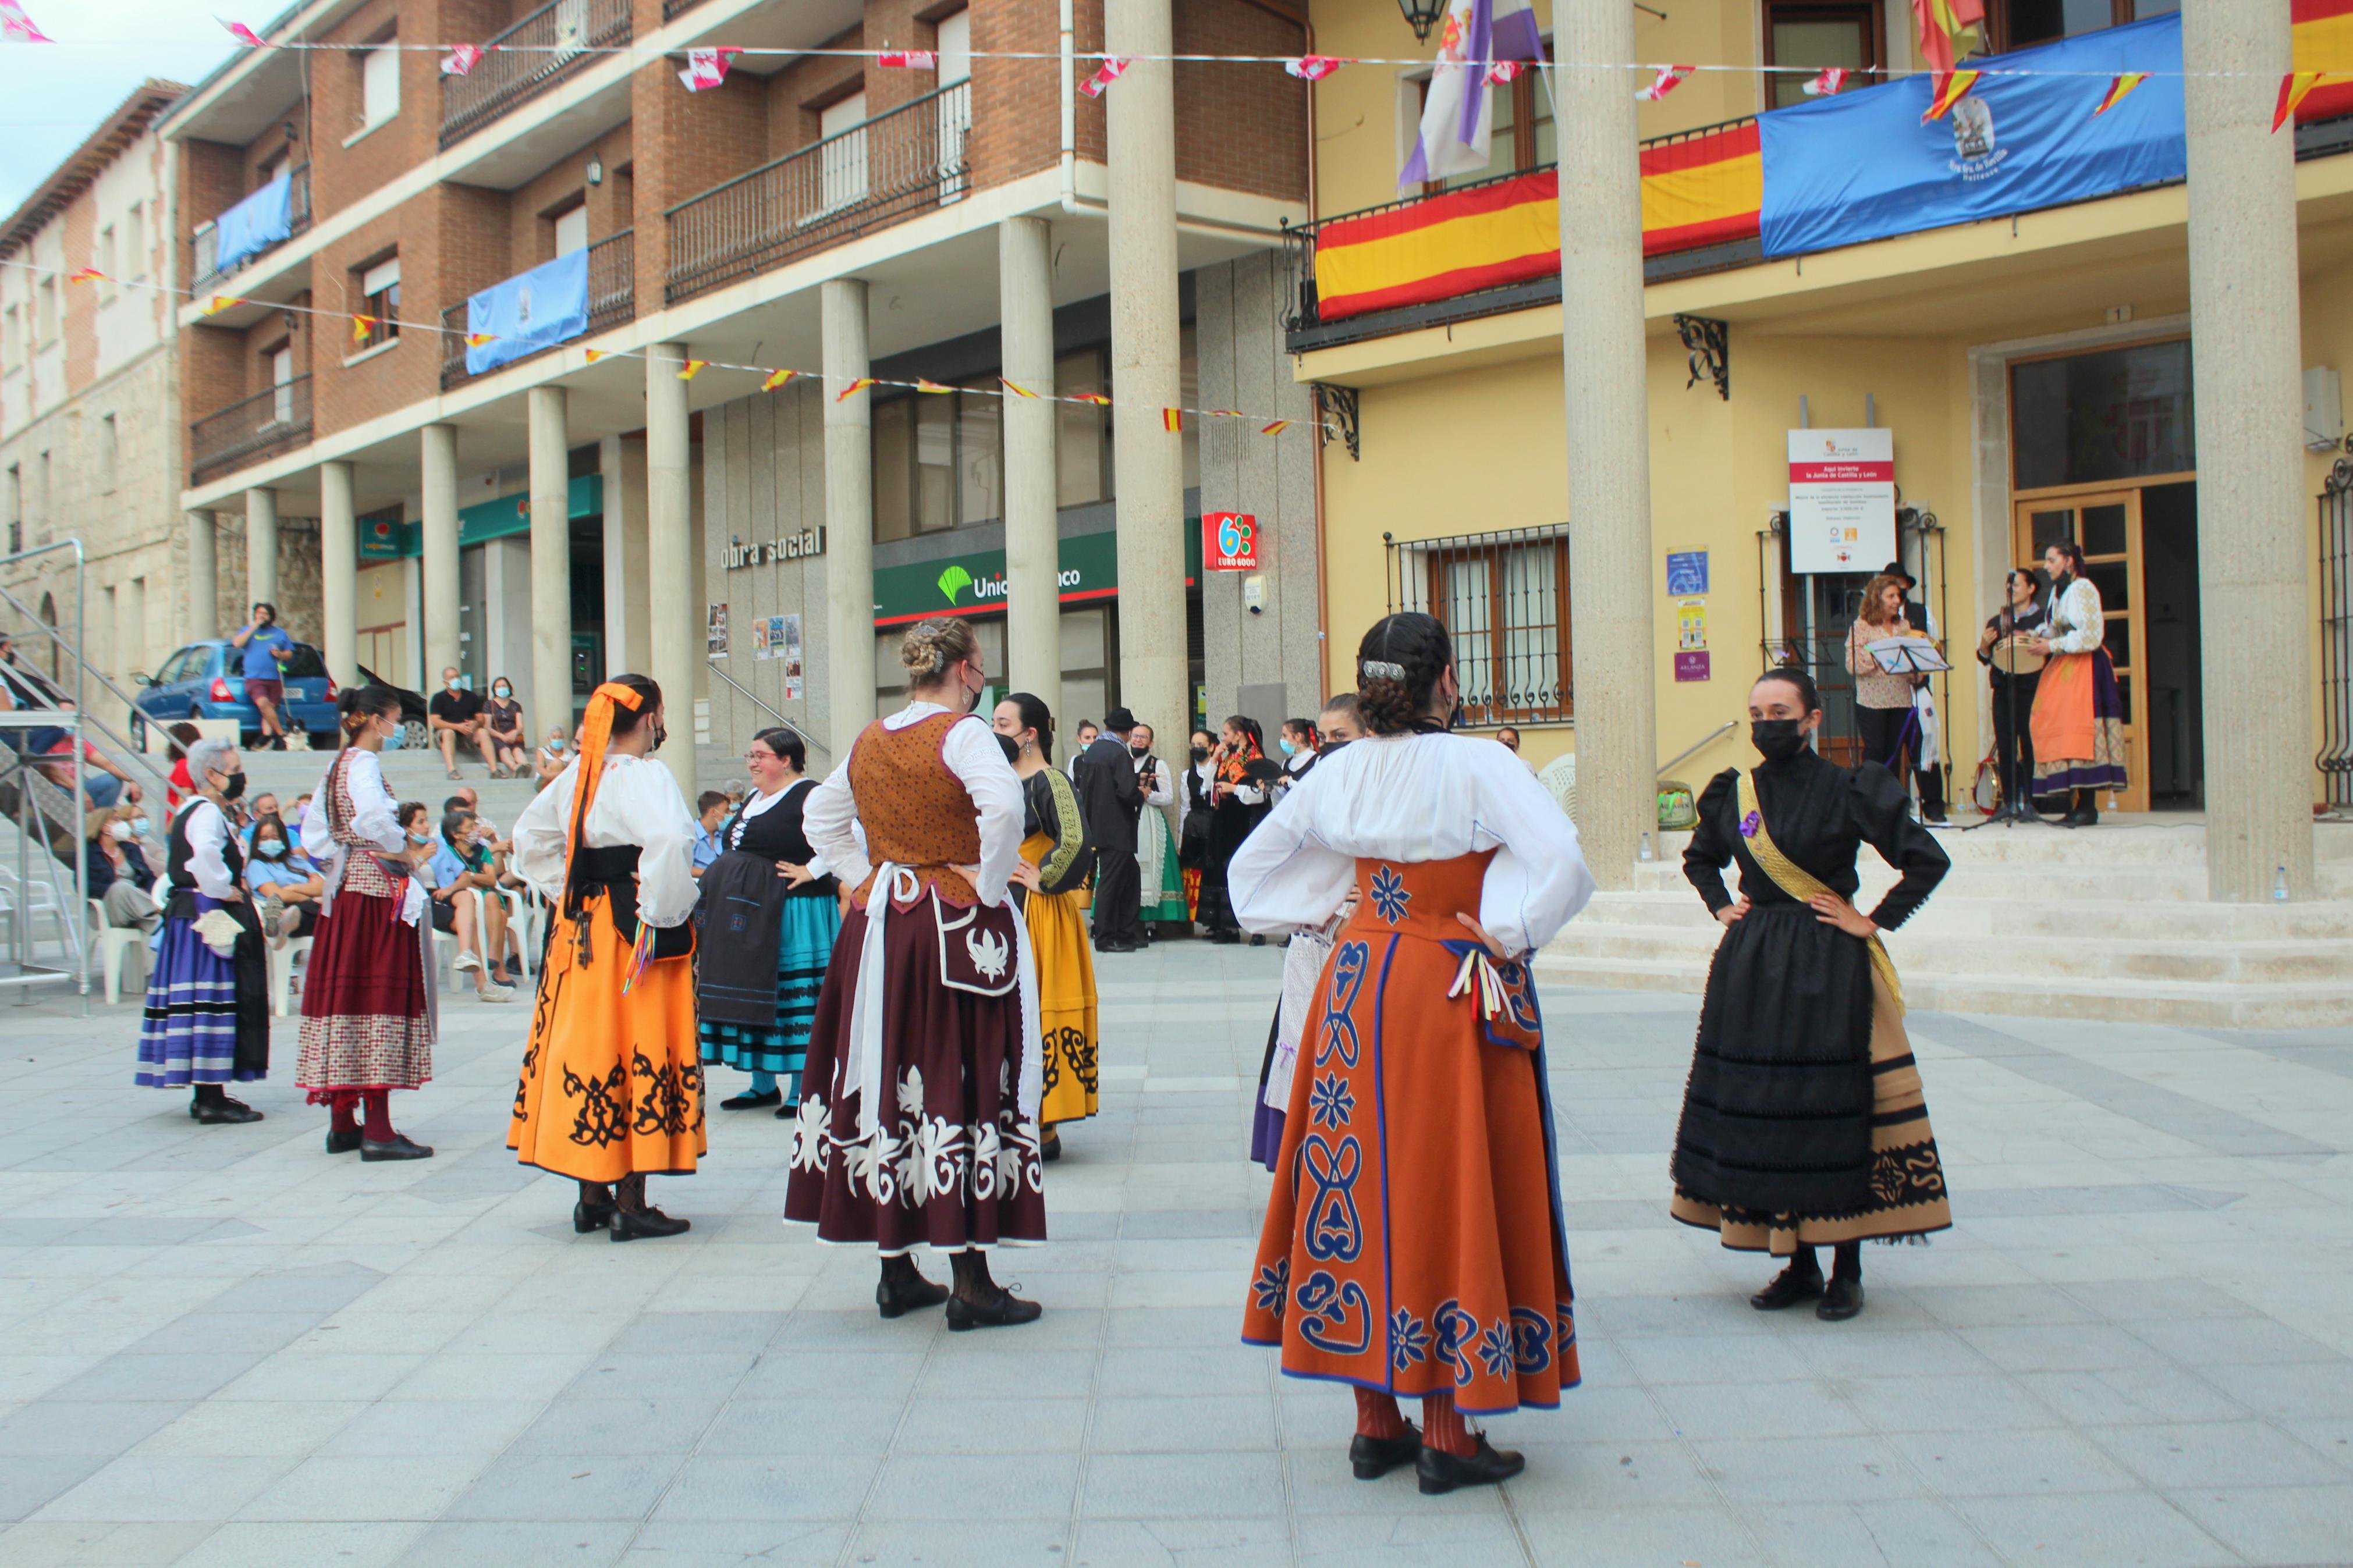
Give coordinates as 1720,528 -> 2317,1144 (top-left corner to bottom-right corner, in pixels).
508,675 -> 704,1241
136,738 -> 268,1123
1670,668 -> 1953,1320
786,618 -> 1046,1329
994,694 -> 1100,1163
1237,616 -> 1595,1495
295,686 -> 437,1160
697,727 -> 839,1118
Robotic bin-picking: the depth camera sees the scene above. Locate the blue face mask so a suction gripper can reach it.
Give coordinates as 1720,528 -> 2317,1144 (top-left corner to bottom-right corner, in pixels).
131,816 -> 151,836
409,830 -> 432,846
1279,738 -> 1298,756
255,839 -> 287,859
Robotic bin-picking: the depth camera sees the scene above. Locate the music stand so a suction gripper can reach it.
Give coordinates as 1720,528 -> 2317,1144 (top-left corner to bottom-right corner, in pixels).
1958,617 -> 2053,832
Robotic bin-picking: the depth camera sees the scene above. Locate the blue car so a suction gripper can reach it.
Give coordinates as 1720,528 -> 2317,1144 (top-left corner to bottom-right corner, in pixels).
132,638 -> 338,749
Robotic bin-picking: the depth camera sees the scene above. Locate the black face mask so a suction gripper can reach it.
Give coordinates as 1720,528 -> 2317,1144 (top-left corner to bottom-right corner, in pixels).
1751,719 -> 1808,763
1129,744 -> 1149,759
217,770 -> 247,801
648,721 -> 667,753
1319,738 -> 1350,760
1190,745 -> 1210,763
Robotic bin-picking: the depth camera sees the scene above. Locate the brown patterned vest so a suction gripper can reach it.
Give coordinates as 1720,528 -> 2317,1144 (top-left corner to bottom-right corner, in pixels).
847,711 -> 982,908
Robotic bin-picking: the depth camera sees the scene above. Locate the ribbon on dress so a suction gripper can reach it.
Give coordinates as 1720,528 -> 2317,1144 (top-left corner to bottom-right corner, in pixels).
1734,771 -> 1905,1015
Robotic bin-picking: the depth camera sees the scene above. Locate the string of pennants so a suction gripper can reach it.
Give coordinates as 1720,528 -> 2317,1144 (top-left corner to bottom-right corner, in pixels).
0,5 -> 2334,126
23,258 -> 1318,440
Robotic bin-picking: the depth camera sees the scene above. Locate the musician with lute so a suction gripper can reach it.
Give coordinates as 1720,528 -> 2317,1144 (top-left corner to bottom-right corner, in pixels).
1975,567 -> 2049,822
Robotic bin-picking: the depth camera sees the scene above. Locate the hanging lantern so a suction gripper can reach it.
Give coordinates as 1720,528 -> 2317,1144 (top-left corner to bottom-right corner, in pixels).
1397,0 -> 1446,43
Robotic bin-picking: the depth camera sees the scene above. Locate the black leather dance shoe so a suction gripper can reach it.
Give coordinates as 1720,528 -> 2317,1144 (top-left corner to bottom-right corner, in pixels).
573,1194 -> 617,1234
360,1133 -> 435,1162
610,1206 -> 691,1242
945,1286 -> 1043,1331
191,1096 -> 264,1125
1415,1436 -> 1524,1495
1041,1128 -> 1063,1163
1749,1264 -> 1825,1311
876,1270 -> 950,1320
1817,1275 -> 1866,1321
719,1087 -> 782,1111
325,1128 -> 363,1154
1350,1426 -> 1421,1480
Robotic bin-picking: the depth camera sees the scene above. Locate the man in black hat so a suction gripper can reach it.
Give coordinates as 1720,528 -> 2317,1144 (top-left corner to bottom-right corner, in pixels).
1074,706 -> 1145,952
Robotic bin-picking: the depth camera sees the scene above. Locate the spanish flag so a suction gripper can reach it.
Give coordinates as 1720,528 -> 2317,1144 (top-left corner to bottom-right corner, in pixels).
465,333 -> 496,348
350,314 -> 377,342
760,368 -> 798,391
2293,0 -> 2353,126
1261,419 -> 1291,436
915,378 -> 953,393
998,376 -> 1039,399
2093,73 -> 2147,117
677,360 -> 707,381
835,377 -> 877,402
1922,69 -> 1980,123
584,349 -> 608,363
201,295 -> 242,317
1072,392 -> 1112,407
67,267 -> 103,285
1162,408 -> 1184,433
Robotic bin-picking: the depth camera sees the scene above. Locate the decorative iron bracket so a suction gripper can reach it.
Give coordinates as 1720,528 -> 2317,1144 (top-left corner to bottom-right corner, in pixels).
1314,383 -> 1361,461
2328,435 -> 2353,496
1674,314 -> 1729,401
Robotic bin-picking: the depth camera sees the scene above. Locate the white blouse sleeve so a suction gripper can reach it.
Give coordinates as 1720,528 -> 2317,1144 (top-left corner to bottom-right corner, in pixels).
1475,753 -> 1596,955
184,802 -> 236,900
1228,778 -> 1357,936
941,714 -> 1024,907
341,751 -> 403,852
2049,579 -> 2104,655
802,765 -> 867,893
509,762 -> 573,902
612,760 -> 700,929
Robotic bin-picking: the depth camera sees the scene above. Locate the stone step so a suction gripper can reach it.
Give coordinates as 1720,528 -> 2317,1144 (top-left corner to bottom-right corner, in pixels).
1572,888 -> 2353,941
1638,820 -> 2353,868
1633,859 -> 2353,902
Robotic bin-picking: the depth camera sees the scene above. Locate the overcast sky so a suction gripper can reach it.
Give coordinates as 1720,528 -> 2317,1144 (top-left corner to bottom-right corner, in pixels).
0,2 -> 238,215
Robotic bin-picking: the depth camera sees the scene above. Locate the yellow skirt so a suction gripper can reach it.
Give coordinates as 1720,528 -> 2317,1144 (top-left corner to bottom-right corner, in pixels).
1025,879 -> 1100,1126
508,892 -> 706,1183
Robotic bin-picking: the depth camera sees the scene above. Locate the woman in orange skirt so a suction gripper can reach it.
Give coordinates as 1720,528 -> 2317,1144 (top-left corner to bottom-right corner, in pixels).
1231,613 -> 1596,1496
507,674 -> 705,1240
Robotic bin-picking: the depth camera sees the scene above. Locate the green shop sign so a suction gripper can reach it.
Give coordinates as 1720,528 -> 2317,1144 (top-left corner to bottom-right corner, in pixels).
359,474 -> 604,560
871,524 -> 1203,626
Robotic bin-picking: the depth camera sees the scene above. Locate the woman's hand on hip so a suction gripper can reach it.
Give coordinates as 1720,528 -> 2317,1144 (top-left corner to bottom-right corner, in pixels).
1716,896 -> 1751,927
776,860 -> 817,888
1454,912 -> 1510,958
1009,859 -> 1042,891
1809,891 -> 1878,938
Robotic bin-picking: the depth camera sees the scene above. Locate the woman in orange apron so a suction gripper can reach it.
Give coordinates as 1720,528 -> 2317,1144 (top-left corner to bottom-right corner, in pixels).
2026,539 -> 2128,826
1233,613 -> 1595,1496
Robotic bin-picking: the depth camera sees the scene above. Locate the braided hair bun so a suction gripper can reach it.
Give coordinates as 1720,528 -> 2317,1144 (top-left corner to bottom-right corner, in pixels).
900,617 -> 981,682
1354,613 -> 1453,735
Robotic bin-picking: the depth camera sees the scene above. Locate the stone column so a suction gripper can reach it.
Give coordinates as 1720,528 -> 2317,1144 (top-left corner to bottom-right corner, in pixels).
186,510 -> 218,641
319,461 -> 357,686
528,386 -> 574,736
823,279 -> 875,753
1000,216 -> 1062,722
1105,0 -> 1187,741
599,434 -> 651,677
645,345 -> 698,802
1556,0 -> 1659,892
2187,0 -> 2311,899
245,487 -> 279,616
421,423 -> 461,685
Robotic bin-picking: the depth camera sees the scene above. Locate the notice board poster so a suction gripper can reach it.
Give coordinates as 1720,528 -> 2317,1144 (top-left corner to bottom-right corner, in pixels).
1787,428 -> 1895,574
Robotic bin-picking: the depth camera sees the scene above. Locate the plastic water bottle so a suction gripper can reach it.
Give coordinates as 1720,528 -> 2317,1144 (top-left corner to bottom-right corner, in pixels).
2275,866 -> 2289,902
1638,831 -> 1654,863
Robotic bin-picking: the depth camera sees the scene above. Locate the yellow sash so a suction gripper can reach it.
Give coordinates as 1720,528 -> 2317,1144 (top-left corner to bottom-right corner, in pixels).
1734,771 -> 1905,1016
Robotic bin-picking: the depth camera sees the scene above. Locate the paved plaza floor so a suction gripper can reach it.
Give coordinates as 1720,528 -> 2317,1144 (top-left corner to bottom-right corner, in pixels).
2,938 -> 2351,1566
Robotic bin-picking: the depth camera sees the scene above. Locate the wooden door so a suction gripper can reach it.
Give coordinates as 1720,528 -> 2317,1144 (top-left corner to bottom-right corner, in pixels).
2013,489 -> 2147,812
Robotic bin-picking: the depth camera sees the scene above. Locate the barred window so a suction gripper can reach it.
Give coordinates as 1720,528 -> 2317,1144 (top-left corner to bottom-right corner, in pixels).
1385,525 -> 1571,724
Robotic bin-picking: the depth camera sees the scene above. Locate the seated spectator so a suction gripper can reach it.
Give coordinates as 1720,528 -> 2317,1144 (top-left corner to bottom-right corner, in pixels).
692,790 -> 729,876
424,806 -> 517,998
245,813 -> 324,947
83,804 -> 159,934
535,725 -> 571,788
484,677 -> 528,778
427,667 -> 496,780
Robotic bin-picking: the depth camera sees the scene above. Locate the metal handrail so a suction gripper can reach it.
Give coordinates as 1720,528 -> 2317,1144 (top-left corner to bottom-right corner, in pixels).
190,163 -> 313,293
706,659 -> 828,765
190,374 -> 313,485
0,581 -> 174,801
1658,721 -> 1737,778
439,0 -> 631,148
0,538 -> 92,1000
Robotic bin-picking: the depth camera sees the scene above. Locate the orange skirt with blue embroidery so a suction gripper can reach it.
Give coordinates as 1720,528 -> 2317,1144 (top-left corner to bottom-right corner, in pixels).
1243,852 -> 1579,1417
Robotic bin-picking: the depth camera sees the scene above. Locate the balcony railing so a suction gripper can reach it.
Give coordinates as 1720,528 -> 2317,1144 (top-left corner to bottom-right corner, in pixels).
440,0 -> 631,149
661,0 -> 711,16
190,165 -> 312,295
665,81 -> 973,306
190,374 -> 311,485
441,230 -> 635,390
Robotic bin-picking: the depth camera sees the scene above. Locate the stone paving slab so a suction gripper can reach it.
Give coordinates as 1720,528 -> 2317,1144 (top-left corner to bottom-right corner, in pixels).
1,940 -> 2350,1565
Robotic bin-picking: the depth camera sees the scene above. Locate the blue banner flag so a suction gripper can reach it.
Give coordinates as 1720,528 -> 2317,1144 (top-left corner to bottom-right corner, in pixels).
211,173 -> 292,275
466,250 -> 590,375
1758,12 -> 2184,260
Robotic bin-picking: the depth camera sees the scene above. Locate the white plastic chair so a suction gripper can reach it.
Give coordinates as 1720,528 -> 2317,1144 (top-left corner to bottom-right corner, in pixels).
88,899 -> 151,1004
0,865 -> 73,954
269,934 -> 314,1017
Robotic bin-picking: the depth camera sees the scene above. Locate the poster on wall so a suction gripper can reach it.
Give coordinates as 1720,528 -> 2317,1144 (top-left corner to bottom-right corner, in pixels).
1666,551 -> 1709,596
780,614 -> 803,701
766,616 -> 787,671
1787,428 -> 1896,574
707,603 -> 729,659
751,618 -> 770,659
1675,651 -> 1712,682
1677,598 -> 1708,652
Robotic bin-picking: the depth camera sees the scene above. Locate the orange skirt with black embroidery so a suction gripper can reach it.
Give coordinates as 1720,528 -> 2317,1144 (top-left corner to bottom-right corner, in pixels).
1243,852 -> 1579,1418
508,892 -> 705,1183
